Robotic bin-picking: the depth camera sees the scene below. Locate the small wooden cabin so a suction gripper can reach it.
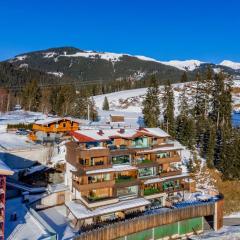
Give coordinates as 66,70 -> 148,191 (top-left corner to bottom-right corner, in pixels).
109,114 -> 125,123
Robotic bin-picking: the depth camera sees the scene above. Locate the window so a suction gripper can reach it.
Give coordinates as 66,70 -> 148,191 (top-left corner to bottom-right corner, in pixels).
117,186 -> 138,197
63,123 -> 66,128
112,155 -> 130,165
138,167 -> 156,178
132,137 -> 149,148
156,152 -> 170,159
88,174 -> 111,183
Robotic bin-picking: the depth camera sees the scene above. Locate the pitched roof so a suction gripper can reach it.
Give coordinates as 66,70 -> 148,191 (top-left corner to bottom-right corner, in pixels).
0,159 -> 14,175
71,128 -> 169,142
35,117 -> 79,126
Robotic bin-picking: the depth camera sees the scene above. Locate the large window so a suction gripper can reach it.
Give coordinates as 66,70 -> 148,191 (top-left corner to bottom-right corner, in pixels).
88,174 -> 111,183
117,186 -> 138,198
132,137 -> 149,148
138,167 -> 156,178
112,155 -> 130,165
156,152 -> 171,159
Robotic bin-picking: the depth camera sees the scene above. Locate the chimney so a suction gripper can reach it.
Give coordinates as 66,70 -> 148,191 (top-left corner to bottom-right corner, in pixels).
119,128 -> 125,134
98,129 -> 104,135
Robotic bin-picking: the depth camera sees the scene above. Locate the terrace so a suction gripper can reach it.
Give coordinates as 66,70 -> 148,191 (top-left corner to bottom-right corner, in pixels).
74,195 -> 223,240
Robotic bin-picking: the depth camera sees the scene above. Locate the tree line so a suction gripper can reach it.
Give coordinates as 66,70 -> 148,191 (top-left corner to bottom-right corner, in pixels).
142,70 -> 239,180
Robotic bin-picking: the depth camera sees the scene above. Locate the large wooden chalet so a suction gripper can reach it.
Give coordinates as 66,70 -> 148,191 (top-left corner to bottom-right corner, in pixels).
65,128 -> 198,229
29,117 -> 79,142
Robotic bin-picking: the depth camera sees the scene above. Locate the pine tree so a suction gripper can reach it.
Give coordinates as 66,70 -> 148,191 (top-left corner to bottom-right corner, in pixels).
180,72 -> 188,83
89,97 -> 98,121
162,81 -> 175,137
210,72 -> 232,128
206,126 -> 216,168
142,75 -> 160,127
176,86 -> 195,148
102,96 -> 110,110
21,79 -> 41,111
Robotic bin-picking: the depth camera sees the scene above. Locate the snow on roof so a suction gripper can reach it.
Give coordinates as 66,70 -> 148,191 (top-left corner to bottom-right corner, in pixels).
0,159 -> 13,175
5,198 -> 52,240
66,198 -> 150,220
141,128 -> 170,138
139,145 -> 183,154
48,183 -> 69,193
144,173 -> 190,185
35,117 -> 80,126
86,164 -> 137,175
35,117 -> 63,125
110,114 -> 124,117
72,128 -> 169,142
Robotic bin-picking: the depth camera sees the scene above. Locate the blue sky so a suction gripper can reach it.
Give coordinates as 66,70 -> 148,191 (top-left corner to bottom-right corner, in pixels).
0,0 -> 239,62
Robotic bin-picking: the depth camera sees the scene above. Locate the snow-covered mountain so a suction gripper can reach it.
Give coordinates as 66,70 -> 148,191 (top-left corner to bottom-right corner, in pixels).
2,47 -> 240,89
220,60 -> 240,70
160,60 -> 204,71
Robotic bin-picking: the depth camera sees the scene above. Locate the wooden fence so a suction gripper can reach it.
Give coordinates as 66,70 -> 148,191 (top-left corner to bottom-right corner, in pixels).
75,202 -> 215,240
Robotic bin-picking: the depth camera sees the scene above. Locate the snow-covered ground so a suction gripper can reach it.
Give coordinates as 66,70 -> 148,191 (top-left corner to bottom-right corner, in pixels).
0,132 -> 39,151
191,226 -> 240,239
225,212 -> 240,218
0,110 -> 46,125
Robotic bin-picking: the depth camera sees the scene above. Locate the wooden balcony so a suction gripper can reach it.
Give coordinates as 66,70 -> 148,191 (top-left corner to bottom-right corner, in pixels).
78,148 -> 110,159
135,160 -> 158,168
156,155 -> 181,164
33,125 -> 78,132
159,169 -> 182,178
72,180 -> 115,192
80,164 -> 112,171
115,177 -> 140,188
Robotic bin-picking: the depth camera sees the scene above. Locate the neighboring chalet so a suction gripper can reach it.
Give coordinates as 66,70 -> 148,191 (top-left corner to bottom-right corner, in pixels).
29,117 -> 79,142
0,160 -> 13,240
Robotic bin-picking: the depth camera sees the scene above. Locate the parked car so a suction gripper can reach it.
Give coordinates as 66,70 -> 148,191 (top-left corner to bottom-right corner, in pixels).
16,128 -> 29,135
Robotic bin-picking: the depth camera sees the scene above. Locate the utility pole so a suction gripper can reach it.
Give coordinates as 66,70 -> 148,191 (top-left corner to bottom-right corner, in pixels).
87,104 -> 90,121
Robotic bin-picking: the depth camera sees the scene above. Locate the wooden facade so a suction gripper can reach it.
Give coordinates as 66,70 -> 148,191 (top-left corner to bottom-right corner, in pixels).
32,118 -> 79,133
66,128 -> 194,211
110,115 -> 125,123
30,118 -> 79,141
75,201 -> 219,240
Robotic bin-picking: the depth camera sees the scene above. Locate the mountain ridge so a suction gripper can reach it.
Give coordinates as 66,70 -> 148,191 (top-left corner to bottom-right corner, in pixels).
1,47 -> 240,90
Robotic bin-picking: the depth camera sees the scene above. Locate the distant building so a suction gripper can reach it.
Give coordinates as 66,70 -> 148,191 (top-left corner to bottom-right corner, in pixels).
109,114 -> 125,123
0,160 -> 13,239
29,117 -> 79,142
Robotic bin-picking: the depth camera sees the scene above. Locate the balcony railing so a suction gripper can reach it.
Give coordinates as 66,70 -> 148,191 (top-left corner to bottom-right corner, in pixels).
72,180 -> 115,191
156,155 -> 181,164
115,176 -> 135,183
159,169 -> 182,178
144,188 -> 160,196
85,195 -> 114,203
136,159 -> 152,165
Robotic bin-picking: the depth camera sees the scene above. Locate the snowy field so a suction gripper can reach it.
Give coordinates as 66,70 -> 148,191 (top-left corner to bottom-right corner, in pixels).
0,110 -> 46,125
0,132 -> 39,151
94,80 -> 240,115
